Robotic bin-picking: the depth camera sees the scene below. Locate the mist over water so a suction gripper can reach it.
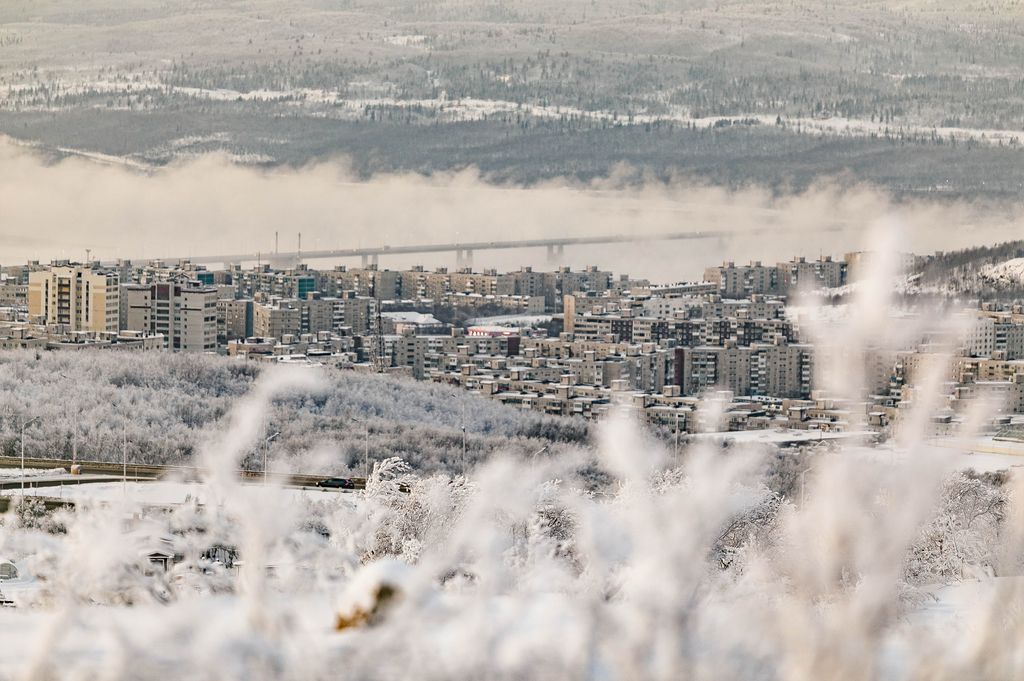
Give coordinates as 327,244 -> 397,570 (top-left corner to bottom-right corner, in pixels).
3,138 -> 1024,280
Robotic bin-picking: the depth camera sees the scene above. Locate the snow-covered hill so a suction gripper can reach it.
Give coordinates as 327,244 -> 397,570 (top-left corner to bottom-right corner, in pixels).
980,258 -> 1024,287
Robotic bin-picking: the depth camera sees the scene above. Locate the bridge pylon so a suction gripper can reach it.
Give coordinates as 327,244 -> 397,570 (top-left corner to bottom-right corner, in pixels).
456,249 -> 473,270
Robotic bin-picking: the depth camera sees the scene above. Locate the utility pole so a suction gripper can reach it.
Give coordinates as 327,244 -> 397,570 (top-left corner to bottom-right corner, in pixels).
674,412 -> 680,466
60,374 -> 76,467
462,403 -> 467,477
264,432 -> 280,485
123,416 -> 127,498
800,464 -> 816,508
351,417 -> 370,479
20,415 -> 39,495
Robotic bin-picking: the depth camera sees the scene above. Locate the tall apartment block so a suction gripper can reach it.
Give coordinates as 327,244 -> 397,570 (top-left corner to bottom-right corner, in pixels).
123,282 -> 217,351
28,263 -> 120,332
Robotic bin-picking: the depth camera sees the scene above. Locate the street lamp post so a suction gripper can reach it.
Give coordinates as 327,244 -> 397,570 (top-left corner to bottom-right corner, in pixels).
20,415 -> 40,495
800,464 -> 816,508
264,432 -> 280,486
674,412 -> 680,466
350,417 -> 370,480
59,374 -> 77,468
122,412 -> 129,498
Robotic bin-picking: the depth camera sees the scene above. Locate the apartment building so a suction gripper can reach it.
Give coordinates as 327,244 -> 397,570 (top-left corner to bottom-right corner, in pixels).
321,265 -> 402,300
446,293 -> 544,314
123,282 -> 217,351
252,301 -> 301,340
398,266 -> 453,301
703,261 -> 776,298
217,299 -> 253,344
426,334 -> 671,395
333,294 -> 375,334
28,263 -> 120,332
449,268 -> 516,296
6,262 -> 49,286
554,265 -> 613,298
232,264 -> 318,300
0,280 -> 28,308
967,305 -> 1024,359
843,251 -> 917,282
675,340 -> 813,399
127,260 -> 230,287
704,256 -> 849,297
511,267 -> 558,309
641,295 -> 705,319
774,256 -> 847,293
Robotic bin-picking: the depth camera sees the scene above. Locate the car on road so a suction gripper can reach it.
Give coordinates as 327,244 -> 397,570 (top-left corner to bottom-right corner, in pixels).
316,477 -> 355,489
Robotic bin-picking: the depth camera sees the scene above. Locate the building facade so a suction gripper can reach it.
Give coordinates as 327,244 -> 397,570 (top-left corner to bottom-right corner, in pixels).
123,282 -> 217,351
28,264 -> 120,332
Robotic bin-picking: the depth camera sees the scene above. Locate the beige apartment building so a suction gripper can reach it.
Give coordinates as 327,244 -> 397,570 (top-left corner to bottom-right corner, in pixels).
122,282 -> 217,351
28,264 -> 120,332
253,302 -> 301,340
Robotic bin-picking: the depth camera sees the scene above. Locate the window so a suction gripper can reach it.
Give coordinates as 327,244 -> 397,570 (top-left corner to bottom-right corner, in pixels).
0,563 -> 18,580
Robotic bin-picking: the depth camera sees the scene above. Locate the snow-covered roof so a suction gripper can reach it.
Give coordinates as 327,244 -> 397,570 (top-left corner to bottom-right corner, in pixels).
380,312 -> 441,325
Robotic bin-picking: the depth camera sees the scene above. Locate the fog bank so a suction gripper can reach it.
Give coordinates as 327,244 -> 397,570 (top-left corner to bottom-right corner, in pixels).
2,139 -> 1022,281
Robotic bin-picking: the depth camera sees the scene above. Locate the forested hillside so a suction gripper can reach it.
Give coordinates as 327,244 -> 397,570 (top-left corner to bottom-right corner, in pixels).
4,0 -> 1024,195
911,240 -> 1024,299
0,351 -> 590,475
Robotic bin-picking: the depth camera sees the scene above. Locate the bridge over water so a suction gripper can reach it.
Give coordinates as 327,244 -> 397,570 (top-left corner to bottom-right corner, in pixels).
155,226 -> 823,270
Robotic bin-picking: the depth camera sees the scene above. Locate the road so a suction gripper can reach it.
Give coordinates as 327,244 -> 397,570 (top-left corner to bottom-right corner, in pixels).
0,456 -> 379,499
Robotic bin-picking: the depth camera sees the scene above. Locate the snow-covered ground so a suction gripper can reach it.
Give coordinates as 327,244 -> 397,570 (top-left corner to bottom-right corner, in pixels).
844,439 -> 1024,472
0,442 -> 1019,679
0,468 -> 66,480
0,594 -> 340,678
3,480 -> 350,506
908,576 -> 1024,630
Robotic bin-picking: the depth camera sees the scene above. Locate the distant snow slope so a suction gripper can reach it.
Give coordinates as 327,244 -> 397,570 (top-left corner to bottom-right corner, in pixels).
980,258 -> 1024,287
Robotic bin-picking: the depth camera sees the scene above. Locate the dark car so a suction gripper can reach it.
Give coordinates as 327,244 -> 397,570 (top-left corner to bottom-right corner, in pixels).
316,477 -> 355,489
